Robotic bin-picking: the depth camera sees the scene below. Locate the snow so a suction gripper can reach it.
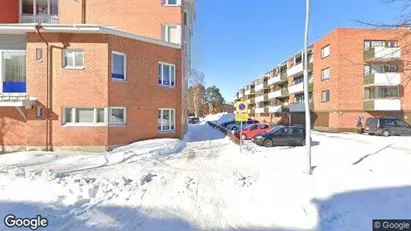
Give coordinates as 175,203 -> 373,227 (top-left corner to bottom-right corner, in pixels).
203,112 -> 234,125
0,123 -> 410,231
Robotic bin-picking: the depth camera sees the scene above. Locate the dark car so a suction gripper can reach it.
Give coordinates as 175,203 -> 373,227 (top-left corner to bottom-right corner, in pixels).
220,120 -> 236,128
364,117 -> 411,137
226,119 -> 260,131
188,117 -> 200,124
252,126 -> 307,147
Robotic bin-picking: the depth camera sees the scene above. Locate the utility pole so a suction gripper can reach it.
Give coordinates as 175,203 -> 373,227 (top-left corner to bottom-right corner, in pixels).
303,0 -> 312,175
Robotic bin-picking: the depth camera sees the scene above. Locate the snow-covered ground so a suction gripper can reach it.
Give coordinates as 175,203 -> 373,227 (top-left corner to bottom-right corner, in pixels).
203,112 -> 234,125
0,121 -> 410,230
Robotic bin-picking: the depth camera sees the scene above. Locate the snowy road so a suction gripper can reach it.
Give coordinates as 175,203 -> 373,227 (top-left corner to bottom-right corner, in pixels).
0,119 -> 411,230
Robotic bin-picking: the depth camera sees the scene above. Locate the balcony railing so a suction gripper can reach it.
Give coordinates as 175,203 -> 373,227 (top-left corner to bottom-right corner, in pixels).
268,72 -> 288,85
255,107 -> 269,114
255,82 -> 268,92
363,99 -> 401,111
247,98 -> 255,104
245,88 -> 255,95
287,63 -> 303,77
364,47 -> 401,62
255,94 -> 268,103
19,14 -> 59,24
248,108 -> 255,114
364,73 -> 401,86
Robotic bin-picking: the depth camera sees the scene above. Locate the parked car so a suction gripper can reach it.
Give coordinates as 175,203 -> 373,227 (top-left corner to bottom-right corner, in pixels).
234,124 -> 272,140
220,120 -> 236,128
252,126 -> 307,147
188,117 -> 200,124
226,119 -> 260,131
364,117 -> 411,136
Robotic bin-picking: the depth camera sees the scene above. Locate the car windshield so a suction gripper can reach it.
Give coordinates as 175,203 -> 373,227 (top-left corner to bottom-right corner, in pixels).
243,124 -> 254,130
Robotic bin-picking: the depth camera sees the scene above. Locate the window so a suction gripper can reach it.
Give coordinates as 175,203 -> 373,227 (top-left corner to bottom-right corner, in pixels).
36,106 -> 43,119
249,125 -> 258,130
364,87 -> 399,99
63,50 -> 84,69
163,0 -> 180,6
396,119 -> 409,127
158,109 -> 176,131
109,108 -> 126,125
364,40 -> 397,51
321,68 -> 330,80
112,52 -> 127,81
321,90 -> 330,102
260,124 -> 269,129
63,108 -> 107,126
321,45 -> 330,58
1,50 -> 27,93
162,24 -> 182,44
291,128 -> 304,134
184,11 -> 188,26
158,62 -> 176,87
36,48 -> 42,61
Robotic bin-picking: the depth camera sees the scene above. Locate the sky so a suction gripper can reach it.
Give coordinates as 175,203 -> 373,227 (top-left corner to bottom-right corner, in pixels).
191,0 -> 403,103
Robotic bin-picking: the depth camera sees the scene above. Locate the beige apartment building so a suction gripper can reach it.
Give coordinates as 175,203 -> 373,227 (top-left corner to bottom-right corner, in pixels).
235,28 -> 410,132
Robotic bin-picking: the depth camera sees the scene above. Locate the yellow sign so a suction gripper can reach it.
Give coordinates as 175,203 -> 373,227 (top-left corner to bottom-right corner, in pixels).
235,113 -> 248,122
236,101 -> 248,113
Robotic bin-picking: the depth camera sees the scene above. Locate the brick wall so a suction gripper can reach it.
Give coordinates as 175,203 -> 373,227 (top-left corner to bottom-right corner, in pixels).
59,0 -> 182,40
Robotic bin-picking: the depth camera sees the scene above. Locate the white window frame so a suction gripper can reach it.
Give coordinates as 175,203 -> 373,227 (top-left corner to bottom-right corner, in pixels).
321,67 -> 330,80
163,0 -> 181,6
111,51 -> 127,82
62,107 -> 107,126
321,90 -> 330,103
109,107 -> 127,126
321,45 -> 330,59
162,24 -> 182,44
62,50 -> 84,69
158,108 -> 176,132
158,62 -> 176,87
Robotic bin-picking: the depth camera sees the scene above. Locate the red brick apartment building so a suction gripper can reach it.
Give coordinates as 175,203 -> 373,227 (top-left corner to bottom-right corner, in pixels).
0,0 -> 195,152
235,28 -> 411,132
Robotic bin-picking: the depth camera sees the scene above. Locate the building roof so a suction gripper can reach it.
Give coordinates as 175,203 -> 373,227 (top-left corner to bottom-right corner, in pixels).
0,24 -> 181,49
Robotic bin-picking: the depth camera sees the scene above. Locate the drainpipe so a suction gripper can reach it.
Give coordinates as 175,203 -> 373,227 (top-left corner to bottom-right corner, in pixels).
35,24 -> 51,151
82,0 -> 86,24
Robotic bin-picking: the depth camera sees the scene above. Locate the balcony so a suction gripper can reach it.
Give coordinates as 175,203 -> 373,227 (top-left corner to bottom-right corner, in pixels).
247,98 -> 255,104
268,73 -> 288,85
245,88 -> 255,95
364,47 -> 401,62
255,94 -> 268,103
364,73 -> 401,86
289,82 -> 304,94
289,102 -> 313,112
363,99 -> 401,111
255,107 -> 269,114
287,63 -> 303,77
268,103 -> 289,113
255,82 -> 268,92
19,14 -> 59,24
280,88 -> 289,97
238,92 -> 244,98
268,89 -> 282,99
248,108 -> 255,114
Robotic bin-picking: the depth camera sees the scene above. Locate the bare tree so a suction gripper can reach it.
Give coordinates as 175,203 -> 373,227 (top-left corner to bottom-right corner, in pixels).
187,69 -> 205,117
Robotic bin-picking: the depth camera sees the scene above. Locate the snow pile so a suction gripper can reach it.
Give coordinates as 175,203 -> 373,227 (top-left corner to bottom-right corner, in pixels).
203,112 -> 234,125
0,124 -> 411,230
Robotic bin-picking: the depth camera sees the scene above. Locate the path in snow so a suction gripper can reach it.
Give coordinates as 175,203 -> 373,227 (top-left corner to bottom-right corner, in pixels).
0,122 -> 411,231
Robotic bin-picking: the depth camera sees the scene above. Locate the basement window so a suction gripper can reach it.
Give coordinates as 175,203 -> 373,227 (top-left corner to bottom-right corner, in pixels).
163,0 -> 181,6
63,107 -> 107,126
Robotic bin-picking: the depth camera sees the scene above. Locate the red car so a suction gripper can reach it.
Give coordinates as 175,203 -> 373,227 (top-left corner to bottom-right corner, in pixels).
235,124 -> 272,140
